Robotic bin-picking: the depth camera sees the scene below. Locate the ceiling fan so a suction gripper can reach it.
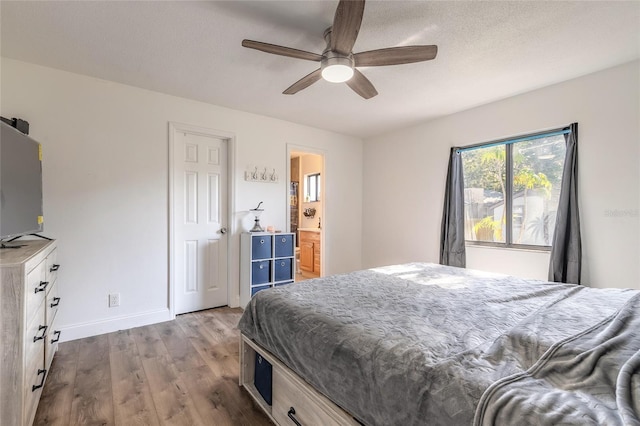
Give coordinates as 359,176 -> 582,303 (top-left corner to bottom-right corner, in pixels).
241,0 -> 437,99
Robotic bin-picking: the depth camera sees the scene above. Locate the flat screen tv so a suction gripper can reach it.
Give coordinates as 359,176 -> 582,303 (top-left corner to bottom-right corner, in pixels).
0,121 -> 44,240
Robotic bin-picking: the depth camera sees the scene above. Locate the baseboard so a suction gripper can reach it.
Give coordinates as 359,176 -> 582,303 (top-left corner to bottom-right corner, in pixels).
59,308 -> 173,342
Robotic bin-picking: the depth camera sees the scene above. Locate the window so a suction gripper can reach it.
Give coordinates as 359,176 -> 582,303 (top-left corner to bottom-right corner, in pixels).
304,173 -> 320,202
461,132 -> 567,248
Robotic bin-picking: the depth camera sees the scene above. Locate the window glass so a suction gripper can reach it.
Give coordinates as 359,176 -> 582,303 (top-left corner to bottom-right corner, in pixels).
462,146 -> 506,243
461,133 -> 566,248
305,173 -> 320,202
511,136 -> 566,246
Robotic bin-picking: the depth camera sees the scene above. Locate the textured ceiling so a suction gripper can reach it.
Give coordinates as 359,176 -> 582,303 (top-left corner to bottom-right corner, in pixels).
1,1 -> 639,138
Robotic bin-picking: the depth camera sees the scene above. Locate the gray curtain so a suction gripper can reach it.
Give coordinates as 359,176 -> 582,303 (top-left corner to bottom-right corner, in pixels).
549,123 -> 581,284
440,147 -> 465,267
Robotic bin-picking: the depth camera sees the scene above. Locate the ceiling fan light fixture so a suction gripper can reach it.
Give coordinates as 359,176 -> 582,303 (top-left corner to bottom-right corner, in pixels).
322,64 -> 354,83
321,55 -> 354,83
242,1 -> 438,98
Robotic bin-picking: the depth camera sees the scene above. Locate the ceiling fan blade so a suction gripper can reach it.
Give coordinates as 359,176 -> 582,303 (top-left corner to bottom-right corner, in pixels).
354,45 -> 438,67
330,0 -> 365,55
346,69 -> 378,99
242,40 -> 322,62
283,69 -> 323,95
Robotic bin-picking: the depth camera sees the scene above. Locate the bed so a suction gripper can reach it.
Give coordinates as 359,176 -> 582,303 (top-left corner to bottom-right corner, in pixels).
238,263 -> 640,426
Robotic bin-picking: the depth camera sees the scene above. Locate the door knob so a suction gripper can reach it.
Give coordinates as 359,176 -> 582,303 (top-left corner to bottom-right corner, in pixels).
220,227 -> 228,234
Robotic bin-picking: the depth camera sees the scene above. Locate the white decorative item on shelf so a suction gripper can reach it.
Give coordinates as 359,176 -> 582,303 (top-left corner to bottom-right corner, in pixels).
245,165 -> 278,183
250,201 -> 265,232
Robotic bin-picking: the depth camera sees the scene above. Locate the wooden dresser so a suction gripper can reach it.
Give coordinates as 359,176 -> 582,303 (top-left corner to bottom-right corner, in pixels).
0,239 -> 61,426
298,230 -> 321,277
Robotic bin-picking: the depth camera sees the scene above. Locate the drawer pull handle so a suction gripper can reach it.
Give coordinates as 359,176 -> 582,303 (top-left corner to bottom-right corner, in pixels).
281,261 -> 285,267
50,264 -> 60,272
260,239 -> 265,244
259,264 -> 264,269
281,237 -> 286,243
50,297 -> 61,308
51,330 -> 61,344
35,281 -> 49,293
33,325 -> 48,342
32,369 -> 47,392
287,407 -> 302,426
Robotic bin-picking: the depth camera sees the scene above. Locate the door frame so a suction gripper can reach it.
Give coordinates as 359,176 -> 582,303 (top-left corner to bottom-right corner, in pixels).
286,143 -> 326,277
168,121 -> 236,316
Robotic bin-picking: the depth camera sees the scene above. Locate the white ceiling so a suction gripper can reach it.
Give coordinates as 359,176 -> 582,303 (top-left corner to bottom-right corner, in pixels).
1,1 -> 639,138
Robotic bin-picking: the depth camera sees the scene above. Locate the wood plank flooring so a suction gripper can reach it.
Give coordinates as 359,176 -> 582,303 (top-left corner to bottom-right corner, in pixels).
33,307 -> 272,426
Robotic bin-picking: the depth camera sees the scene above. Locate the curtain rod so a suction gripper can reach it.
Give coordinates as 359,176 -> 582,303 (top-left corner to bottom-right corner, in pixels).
456,127 -> 571,154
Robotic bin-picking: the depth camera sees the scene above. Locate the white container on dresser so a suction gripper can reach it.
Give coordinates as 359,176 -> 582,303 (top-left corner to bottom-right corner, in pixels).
240,232 -> 295,308
0,239 -> 62,426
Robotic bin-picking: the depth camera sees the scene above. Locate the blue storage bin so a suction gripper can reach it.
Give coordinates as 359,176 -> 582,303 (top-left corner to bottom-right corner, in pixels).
274,234 -> 294,257
251,235 -> 272,259
274,258 -> 293,282
251,284 -> 271,296
251,260 -> 271,285
254,353 -> 272,405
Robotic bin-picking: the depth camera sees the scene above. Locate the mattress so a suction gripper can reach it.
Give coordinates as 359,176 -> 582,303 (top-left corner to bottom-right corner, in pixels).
238,263 -> 640,426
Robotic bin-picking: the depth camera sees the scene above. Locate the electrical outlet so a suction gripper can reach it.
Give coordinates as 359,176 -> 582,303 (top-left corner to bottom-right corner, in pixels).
109,293 -> 120,307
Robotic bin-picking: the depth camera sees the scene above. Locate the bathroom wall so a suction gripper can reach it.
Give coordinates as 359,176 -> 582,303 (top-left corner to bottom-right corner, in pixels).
299,154 -> 324,230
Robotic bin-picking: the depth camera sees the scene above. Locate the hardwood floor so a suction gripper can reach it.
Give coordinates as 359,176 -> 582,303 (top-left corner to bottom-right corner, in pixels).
33,307 -> 273,426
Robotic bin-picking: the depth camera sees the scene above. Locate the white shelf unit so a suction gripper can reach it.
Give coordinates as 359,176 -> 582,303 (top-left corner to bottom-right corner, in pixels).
240,232 -> 295,308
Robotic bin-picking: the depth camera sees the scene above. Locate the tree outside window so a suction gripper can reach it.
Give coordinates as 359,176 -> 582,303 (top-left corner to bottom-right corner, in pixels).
461,135 -> 566,248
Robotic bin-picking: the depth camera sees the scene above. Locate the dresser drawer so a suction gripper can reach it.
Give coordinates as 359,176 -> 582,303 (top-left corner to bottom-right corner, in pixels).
26,261 -> 48,320
25,302 -> 47,376
46,314 -> 61,370
45,249 -> 60,284
24,302 -> 47,425
46,279 -> 61,325
46,279 -> 61,370
272,367 -> 357,426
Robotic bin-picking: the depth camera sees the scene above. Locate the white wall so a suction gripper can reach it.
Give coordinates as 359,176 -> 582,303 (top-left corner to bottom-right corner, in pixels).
0,58 -> 363,340
363,61 -> 639,289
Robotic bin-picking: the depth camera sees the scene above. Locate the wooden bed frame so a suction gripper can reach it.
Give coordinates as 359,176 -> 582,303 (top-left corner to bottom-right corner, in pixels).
239,334 -> 360,426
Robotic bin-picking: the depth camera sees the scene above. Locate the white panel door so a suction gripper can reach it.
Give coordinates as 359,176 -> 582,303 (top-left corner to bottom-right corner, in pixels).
173,129 -> 228,314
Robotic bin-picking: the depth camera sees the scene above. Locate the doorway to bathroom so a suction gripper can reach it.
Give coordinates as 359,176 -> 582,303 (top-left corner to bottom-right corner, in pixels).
288,146 -> 324,282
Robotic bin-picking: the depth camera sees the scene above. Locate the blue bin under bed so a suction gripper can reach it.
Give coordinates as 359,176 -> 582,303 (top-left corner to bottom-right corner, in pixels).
254,353 -> 272,405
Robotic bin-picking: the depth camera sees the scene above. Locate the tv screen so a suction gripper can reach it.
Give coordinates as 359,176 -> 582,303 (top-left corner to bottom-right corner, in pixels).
0,121 -> 44,240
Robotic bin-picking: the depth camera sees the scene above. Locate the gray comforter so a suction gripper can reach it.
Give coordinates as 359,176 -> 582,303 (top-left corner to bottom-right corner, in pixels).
238,263 -> 640,426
